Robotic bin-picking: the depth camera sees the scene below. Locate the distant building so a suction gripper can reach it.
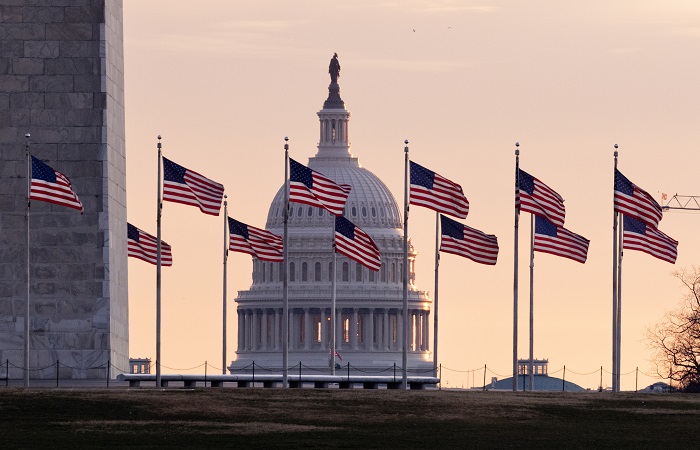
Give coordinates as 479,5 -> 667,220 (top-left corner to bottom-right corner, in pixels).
129,358 -> 151,374
229,57 -> 432,375
485,359 -> 586,392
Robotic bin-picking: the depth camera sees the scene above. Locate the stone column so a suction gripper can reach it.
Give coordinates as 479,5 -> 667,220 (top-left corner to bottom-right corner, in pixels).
237,310 -> 244,352
383,310 -> 390,351
251,310 -> 259,351
304,308 -> 311,350
413,310 -> 420,352
367,308 -> 375,351
397,311 -> 403,353
273,309 -> 280,351
260,309 -> 268,351
422,310 -> 429,352
320,309 -> 328,350
351,309 -> 359,350
336,311 -> 343,350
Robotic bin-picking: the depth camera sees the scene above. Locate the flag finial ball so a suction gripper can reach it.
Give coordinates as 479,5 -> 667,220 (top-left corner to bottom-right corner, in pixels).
404,140 -> 409,144
25,133 -> 30,138
157,135 -> 161,140
614,143 -> 618,149
515,141 -> 519,147
284,136 -> 289,142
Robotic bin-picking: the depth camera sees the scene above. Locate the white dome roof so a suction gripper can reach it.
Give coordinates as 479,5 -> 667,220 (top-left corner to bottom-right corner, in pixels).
265,158 -> 402,232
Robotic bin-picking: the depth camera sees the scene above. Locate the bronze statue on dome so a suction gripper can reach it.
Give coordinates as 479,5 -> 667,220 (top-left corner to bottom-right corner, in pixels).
329,53 -> 340,84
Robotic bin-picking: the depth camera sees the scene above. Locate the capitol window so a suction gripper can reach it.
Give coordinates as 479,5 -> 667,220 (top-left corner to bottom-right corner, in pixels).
307,207 -> 313,217
351,206 -> 357,217
356,263 -> 362,282
290,262 -> 296,282
328,262 -> 333,281
342,262 -> 349,282
371,207 -> 376,217
297,206 -> 303,217
314,262 -> 321,281
362,206 -> 367,217
302,262 -> 308,282
369,269 -> 375,282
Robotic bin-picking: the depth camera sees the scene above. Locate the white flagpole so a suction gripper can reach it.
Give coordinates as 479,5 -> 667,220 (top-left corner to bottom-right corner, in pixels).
156,135 -> 163,388
222,196 -> 228,374
24,133 -> 31,388
513,142 -> 520,392
528,213 -> 535,391
433,212 -> 440,378
611,145 -> 619,392
616,204 -> 623,391
331,232 -> 337,376
282,137 -> 290,388
402,140 -> 409,389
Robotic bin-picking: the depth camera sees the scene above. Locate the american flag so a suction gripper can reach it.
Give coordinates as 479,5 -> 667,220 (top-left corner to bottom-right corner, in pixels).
127,223 -> 172,266
439,214 -> 499,265
410,161 -> 469,219
517,169 -> 565,227
228,217 -> 283,262
335,216 -> 381,271
289,158 -> 351,216
30,156 -> 84,213
162,157 -> 225,216
533,216 -> 589,264
623,215 -> 677,264
614,169 -> 663,228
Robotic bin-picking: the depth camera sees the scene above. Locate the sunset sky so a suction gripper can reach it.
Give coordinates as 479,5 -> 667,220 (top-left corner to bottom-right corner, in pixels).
122,1 -> 700,390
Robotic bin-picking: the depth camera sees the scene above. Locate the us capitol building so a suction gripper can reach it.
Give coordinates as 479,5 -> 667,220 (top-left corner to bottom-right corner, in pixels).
229,56 -> 433,374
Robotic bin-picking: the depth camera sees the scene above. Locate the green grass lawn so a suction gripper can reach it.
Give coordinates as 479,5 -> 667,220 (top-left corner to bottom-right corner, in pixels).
0,388 -> 698,449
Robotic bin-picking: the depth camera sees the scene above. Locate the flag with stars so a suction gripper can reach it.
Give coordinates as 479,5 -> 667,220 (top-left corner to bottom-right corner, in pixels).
162,157 -> 224,216
410,161 -> 469,218
614,169 -> 663,228
623,215 -> 677,264
439,214 -> 498,265
228,217 -> 283,262
289,158 -> 351,216
517,169 -> 565,227
30,156 -> 84,213
533,216 -> 590,264
335,215 -> 381,271
127,223 -> 172,266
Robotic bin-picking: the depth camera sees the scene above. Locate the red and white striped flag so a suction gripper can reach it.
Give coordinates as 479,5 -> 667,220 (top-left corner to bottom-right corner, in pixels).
127,223 -> 173,266
162,157 -> 224,216
228,217 -> 283,262
517,168 -> 565,227
623,215 -> 677,264
335,216 -> 381,271
410,161 -> 469,219
30,156 -> 84,213
614,169 -> 663,228
289,158 -> 351,216
533,216 -> 589,264
439,215 -> 498,265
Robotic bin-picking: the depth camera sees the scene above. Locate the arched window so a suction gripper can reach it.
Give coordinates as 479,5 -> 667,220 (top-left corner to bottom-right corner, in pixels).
342,262 -> 349,282
302,262 -> 308,282
289,262 -> 296,282
351,206 -> 357,217
362,206 -> 367,217
318,208 -> 324,216
356,263 -> 363,282
279,263 -> 284,282
369,269 -> 375,282
329,262 -> 333,282
307,207 -> 313,217
314,262 -> 321,282
371,207 -> 376,218
261,263 -> 266,282
391,262 -> 396,283
269,263 -> 274,282
297,206 -> 303,217
381,263 -> 386,282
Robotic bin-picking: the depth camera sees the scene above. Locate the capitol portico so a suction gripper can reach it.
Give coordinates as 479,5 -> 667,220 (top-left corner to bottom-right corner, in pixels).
229,56 -> 433,374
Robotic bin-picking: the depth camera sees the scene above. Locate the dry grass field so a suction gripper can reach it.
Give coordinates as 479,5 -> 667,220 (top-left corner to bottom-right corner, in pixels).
0,388 -> 698,448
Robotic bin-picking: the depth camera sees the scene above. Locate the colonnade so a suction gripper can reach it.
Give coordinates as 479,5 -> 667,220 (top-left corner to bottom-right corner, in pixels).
237,307 -> 430,354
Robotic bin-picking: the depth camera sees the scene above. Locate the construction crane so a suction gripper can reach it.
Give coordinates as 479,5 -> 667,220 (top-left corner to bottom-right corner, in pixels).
662,194 -> 700,211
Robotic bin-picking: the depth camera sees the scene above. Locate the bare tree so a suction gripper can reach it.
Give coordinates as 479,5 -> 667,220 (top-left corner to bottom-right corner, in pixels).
646,267 -> 700,392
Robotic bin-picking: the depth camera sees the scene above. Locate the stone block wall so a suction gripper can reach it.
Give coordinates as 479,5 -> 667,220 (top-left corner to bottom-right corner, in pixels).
0,0 -> 127,380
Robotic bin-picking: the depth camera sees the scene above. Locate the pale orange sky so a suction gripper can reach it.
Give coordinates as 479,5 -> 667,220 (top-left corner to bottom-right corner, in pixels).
123,1 -> 700,390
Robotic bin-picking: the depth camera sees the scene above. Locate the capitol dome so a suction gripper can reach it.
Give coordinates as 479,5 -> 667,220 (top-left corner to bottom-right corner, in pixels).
230,58 -> 432,375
